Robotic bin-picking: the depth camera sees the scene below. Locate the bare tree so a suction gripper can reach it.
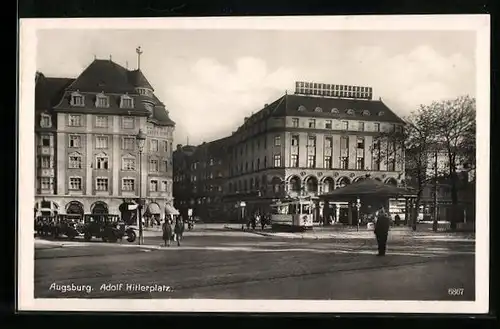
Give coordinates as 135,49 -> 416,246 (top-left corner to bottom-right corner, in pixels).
372,107 -> 438,230
431,95 -> 476,230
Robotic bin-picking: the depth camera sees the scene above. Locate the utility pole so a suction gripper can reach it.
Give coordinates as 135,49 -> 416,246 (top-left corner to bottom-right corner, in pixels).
432,148 -> 439,232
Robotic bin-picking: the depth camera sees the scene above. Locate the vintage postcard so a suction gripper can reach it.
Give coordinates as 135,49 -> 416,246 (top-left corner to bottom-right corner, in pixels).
18,15 -> 490,313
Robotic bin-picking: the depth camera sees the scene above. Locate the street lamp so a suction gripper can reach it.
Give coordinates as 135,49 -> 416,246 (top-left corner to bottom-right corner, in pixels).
136,128 -> 147,245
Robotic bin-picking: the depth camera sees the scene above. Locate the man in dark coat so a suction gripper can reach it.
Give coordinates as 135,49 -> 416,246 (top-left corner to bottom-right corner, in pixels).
374,208 -> 391,256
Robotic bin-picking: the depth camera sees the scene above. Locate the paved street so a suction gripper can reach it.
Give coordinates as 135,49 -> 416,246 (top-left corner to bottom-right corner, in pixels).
35,230 -> 475,300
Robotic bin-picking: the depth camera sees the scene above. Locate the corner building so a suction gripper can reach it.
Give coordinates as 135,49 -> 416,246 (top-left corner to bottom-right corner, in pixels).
34,58 -> 175,220
224,82 -> 406,223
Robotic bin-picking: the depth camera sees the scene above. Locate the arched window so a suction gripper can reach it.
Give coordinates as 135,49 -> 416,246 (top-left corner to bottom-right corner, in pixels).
331,108 -> 339,113
289,176 -> 301,193
40,113 -> 52,128
346,109 -> 355,115
323,177 -> 335,193
306,176 -> 318,193
337,176 -> 351,188
314,107 -> 323,112
297,105 -> 307,112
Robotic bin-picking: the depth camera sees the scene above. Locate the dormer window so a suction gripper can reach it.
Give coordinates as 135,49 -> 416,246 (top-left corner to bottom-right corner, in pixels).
346,109 -> 355,115
40,113 -> 52,128
120,95 -> 134,109
378,111 -> 385,116
95,93 -> 109,108
297,105 -> 307,112
331,108 -> 339,113
362,110 -> 371,116
70,92 -> 84,107
137,88 -> 151,96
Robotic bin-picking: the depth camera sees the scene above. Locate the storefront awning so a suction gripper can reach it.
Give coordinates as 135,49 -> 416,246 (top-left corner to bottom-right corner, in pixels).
146,203 -> 161,215
165,204 -> 180,215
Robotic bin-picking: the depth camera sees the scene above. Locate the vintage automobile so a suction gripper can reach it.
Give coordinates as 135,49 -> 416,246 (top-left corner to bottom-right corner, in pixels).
53,214 -> 84,240
82,214 -> 137,243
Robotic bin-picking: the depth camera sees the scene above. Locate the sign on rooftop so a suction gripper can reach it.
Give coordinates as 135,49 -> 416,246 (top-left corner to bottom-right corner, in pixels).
294,81 -> 373,100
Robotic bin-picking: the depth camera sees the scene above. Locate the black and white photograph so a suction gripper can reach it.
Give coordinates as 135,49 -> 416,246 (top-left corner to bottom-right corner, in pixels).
18,15 -> 489,313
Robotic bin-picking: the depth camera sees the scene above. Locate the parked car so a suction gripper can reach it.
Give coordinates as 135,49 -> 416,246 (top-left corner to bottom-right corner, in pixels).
82,214 -> 136,243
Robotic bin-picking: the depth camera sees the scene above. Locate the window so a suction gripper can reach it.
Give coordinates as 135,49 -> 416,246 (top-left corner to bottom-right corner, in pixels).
274,135 -> 281,146
96,95 -> 109,108
342,121 -> 349,130
356,157 -> 365,169
291,154 -> 299,167
71,93 -> 84,107
291,135 -> 299,146
362,110 -> 371,116
96,136 -> 108,149
308,119 -> 316,128
150,139 -> 159,152
122,157 -> 136,171
358,122 -> 365,131
40,114 -> 51,128
298,105 -> 306,112
150,159 -> 159,172
340,156 -> 349,169
164,141 -> 169,152
122,117 -> 135,129
68,153 -> 82,169
122,137 -> 135,150
315,107 -> 323,112
325,120 -> 332,129
264,156 -> 267,168
95,116 -> 108,128
388,158 -> 396,171
122,178 -> 135,191
324,156 -> 332,169
40,156 -> 51,168
292,118 -> 299,127
69,114 -> 82,127
164,160 -> 169,172
96,178 -> 109,191
121,95 -> 134,109
95,154 -> 109,170
307,155 -> 316,168
161,181 -> 168,191
357,137 -> 365,149
346,109 -> 355,115
68,135 -> 81,148
325,137 -> 333,149
69,177 -> 82,190
331,108 -> 339,113
374,123 -> 380,132
273,154 -> 281,167
341,136 -> 349,149
307,135 -> 316,147
149,180 -> 158,192
41,135 -> 51,147
378,111 -> 385,116
40,177 -> 52,190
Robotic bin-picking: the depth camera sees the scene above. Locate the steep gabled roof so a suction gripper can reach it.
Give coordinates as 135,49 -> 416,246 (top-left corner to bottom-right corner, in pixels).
66,59 -> 137,93
276,94 -> 405,123
35,74 -> 75,110
128,69 -> 154,90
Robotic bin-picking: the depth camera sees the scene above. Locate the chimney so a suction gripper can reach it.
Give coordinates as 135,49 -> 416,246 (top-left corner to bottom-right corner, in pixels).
264,103 -> 269,107
244,117 -> 249,122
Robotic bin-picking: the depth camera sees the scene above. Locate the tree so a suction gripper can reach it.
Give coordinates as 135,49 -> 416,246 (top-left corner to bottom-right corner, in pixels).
373,107 -> 438,230
431,95 -> 476,230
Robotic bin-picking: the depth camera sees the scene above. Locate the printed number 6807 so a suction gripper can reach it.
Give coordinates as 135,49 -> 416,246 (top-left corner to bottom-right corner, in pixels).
448,288 -> 464,296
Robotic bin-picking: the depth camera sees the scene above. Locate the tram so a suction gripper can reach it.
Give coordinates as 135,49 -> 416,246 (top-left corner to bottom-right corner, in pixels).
270,197 -> 314,232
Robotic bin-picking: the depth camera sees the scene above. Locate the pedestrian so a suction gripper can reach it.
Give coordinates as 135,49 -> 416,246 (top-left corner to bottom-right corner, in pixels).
162,217 -> 172,247
374,207 -> 391,256
394,214 -> 401,226
174,215 -> 184,246
258,213 -> 265,230
246,215 -> 251,230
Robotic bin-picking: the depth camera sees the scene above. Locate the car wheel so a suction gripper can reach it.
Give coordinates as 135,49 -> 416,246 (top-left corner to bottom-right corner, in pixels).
126,230 -> 136,243
84,232 -> 91,241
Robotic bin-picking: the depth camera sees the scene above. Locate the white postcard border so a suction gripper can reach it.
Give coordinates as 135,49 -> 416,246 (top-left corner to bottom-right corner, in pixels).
18,15 -> 490,314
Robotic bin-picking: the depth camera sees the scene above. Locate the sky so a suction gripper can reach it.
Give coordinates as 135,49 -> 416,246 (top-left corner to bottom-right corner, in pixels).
36,29 -> 476,146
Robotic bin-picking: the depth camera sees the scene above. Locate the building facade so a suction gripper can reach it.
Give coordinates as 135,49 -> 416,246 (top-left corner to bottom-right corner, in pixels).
221,82 -> 406,223
173,137 -> 232,221
34,58 -> 175,221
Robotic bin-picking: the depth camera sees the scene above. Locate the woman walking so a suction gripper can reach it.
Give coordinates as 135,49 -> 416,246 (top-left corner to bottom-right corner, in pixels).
162,217 -> 173,247
174,216 -> 184,247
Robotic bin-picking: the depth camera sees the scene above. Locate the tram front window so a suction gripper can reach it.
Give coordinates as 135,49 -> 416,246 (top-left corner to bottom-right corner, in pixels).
301,204 -> 312,214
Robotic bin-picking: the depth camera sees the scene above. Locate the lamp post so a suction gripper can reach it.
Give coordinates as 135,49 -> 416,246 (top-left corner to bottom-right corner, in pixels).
136,128 -> 146,245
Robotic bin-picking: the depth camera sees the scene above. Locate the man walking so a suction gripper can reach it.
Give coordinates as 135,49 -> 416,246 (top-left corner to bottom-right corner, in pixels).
374,208 -> 391,256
